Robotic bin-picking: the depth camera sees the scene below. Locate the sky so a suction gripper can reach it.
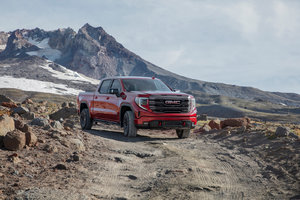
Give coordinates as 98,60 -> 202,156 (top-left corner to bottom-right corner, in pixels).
1,0 -> 300,94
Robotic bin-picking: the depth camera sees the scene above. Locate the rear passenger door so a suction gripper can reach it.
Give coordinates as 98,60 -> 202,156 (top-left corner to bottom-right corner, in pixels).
93,79 -> 112,120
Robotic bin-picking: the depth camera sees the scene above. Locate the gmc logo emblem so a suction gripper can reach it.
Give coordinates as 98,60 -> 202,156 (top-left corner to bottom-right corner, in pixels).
165,100 -> 181,105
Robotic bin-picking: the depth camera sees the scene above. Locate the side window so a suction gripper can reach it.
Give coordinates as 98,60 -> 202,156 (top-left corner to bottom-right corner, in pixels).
111,79 -> 122,91
99,80 -> 111,94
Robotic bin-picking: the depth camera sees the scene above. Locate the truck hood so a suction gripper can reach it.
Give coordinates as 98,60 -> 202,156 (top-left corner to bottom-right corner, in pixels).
131,90 -> 190,96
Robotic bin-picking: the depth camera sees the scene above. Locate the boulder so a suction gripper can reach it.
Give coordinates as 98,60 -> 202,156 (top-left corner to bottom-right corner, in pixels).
3,130 -> 26,151
289,132 -> 299,139
22,98 -> 33,104
21,112 -> 35,120
202,124 -> 211,132
12,106 -> 29,115
208,119 -> 221,130
0,115 -> 15,136
49,107 -> 77,120
20,124 -> 32,133
25,131 -> 37,147
1,102 -> 17,108
69,139 -> 85,152
31,118 -> 49,127
69,102 -> 76,107
14,119 -> 25,130
50,121 -> 63,129
220,118 -> 250,129
61,102 -> 68,108
195,124 -> 211,133
275,126 -> 290,137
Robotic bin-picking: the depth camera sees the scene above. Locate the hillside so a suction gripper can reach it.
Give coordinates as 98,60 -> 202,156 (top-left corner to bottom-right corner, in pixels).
0,24 -> 300,107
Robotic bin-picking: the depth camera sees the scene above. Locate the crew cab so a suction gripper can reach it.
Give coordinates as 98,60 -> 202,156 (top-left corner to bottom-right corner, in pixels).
77,76 -> 197,138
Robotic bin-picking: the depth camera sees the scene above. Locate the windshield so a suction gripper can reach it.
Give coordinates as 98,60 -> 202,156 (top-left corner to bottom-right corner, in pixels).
122,78 -> 171,92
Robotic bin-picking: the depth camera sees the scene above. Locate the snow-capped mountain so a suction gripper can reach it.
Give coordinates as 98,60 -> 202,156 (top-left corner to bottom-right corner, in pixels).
0,24 -> 300,106
0,57 -> 98,95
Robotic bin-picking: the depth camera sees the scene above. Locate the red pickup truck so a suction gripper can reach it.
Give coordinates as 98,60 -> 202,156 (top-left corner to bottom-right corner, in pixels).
77,76 -> 197,138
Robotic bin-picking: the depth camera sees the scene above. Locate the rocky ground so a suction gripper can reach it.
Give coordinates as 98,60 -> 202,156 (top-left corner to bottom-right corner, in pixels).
0,94 -> 299,200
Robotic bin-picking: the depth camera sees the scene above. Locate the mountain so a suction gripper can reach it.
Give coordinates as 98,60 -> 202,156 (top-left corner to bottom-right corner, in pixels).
1,23 -> 300,107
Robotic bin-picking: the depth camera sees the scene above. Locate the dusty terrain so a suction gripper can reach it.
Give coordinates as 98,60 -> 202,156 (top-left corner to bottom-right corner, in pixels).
1,122 -> 299,200
0,93 -> 299,200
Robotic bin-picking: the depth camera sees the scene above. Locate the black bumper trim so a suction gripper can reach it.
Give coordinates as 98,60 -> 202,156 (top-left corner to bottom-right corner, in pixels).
136,120 -> 195,129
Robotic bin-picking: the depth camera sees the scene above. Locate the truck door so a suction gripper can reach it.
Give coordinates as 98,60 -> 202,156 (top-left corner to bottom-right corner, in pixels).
93,79 -> 112,120
106,79 -> 122,122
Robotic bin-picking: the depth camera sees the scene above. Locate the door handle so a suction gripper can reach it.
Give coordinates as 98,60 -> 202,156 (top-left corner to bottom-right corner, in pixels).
95,96 -> 98,99
106,97 -> 109,100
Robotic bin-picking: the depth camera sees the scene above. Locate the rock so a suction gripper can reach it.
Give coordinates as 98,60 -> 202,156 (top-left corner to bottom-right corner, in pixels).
69,138 -> 85,152
3,130 -> 26,151
195,124 -> 211,133
20,124 -> 32,133
289,132 -> 299,139
12,106 -> 29,115
22,98 -> 33,104
25,132 -> 37,147
30,118 -> 49,127
72,154 -> 80,161
50,121 -> 63,129
202,124 -> 211,132
64,119 -> 75,129
0,136 -> 4,147
21,112 -> 35,120
1,102 -> 17,108
62,102 -> 68,108
38,138 -> 46,143
44,144 -> 58,153
49,107 -> 77,120
275,126 -> 290,137
69,102 -> 76,107
43,124 -> 52,130
14,119 -> 24,130
208,119 -> 221,130
0,115 -> 15,136
0,95 -> 13,104
54,164 -> 67,170
197,114 -> 208,121
220,118 -> 250,129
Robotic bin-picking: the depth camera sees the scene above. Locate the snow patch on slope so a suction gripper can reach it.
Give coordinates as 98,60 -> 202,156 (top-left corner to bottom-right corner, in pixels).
26,38 -> 61,61
0,76 -> 82,95
42,61 -> 99,85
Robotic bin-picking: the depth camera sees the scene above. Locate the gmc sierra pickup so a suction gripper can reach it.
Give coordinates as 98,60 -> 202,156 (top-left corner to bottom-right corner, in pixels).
77,76 -> 197,138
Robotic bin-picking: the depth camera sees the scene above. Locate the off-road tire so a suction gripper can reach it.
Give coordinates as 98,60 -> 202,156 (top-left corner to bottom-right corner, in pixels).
123,111 -> 137,137
176,129 -> 190,139
80,108 -> 93,130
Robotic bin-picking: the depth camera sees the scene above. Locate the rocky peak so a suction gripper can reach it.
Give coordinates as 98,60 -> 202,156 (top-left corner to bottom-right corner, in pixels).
0,30 -> 38,59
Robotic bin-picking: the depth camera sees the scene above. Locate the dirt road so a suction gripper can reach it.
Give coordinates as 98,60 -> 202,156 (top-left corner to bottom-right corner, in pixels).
1,123 -> 299,200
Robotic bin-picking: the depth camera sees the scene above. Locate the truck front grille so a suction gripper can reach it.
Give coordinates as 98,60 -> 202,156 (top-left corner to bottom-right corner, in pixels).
149,95 -> 189,113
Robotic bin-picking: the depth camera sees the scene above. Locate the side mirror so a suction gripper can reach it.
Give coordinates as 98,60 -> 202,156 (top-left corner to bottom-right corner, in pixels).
172,88 -> 180,93
110,88 -> 120,97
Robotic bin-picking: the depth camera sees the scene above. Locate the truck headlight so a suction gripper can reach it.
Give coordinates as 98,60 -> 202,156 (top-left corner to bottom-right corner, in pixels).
189,96 -> 196,111
135,97 -> 149,110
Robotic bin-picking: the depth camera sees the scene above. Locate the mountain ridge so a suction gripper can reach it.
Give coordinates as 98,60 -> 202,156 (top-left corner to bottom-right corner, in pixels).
0,24 -> 300,107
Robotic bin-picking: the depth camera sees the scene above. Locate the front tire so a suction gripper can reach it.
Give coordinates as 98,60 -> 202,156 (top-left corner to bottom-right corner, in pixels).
123,111 -> 137,137
176,129 -> 190,139
80,108 -> 93,130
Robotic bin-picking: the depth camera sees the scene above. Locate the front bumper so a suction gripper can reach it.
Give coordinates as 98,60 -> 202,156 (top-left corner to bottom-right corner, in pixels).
135,116 -> 197,129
